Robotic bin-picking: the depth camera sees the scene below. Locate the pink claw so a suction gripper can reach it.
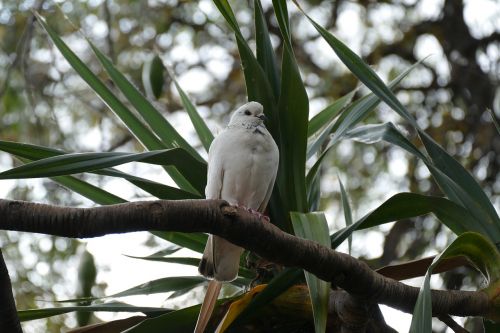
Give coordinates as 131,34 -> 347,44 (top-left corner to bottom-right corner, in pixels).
236,205 -> 270,222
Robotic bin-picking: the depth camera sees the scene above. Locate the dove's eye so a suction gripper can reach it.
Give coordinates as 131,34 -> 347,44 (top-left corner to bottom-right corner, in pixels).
244,110 -> 251,116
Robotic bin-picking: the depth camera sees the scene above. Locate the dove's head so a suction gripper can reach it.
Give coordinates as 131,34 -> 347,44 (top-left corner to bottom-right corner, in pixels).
228,102 -> 267,127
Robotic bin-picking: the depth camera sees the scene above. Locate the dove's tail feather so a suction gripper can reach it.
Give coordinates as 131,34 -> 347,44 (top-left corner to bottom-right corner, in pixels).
199,235 -> 243,282
194,280 -> 222,333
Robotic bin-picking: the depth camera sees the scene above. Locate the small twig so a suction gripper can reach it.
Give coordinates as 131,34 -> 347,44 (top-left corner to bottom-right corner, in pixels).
438,314 -> 469,333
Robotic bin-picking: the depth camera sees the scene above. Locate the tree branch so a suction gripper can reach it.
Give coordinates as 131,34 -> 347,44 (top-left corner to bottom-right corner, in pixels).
0,199 -> 493,320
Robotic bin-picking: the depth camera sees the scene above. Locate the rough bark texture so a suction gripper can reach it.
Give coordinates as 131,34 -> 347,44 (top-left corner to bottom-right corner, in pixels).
0,198 -> 493,327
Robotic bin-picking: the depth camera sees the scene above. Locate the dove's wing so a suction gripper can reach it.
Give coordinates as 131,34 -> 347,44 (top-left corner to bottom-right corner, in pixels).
204,135 -> 225,200
199,130 -> 245,281
258,169 -> 277,212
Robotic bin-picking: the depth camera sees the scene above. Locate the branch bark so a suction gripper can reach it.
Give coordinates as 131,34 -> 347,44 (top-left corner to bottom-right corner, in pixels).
0,198 -> 493,321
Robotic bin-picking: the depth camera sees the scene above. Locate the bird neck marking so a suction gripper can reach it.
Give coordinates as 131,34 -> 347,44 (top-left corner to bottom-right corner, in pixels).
253,127 -> 264,135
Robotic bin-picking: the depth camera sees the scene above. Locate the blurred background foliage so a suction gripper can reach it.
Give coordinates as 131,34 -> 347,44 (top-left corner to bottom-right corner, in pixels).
0,0 -> 499,331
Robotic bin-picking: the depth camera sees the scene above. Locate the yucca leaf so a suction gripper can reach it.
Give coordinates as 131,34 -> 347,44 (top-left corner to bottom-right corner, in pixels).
166,67 -> 214,152
124,255 -> 200,267
89,43 -> 203,161
143,54 -> 166,99
50,175 -> 127,205
0,149 -> 206,195
308,90 -> 355,139
291,212 -> 330,333
338,178 -> 353,254
254,0 -> 280,99
489,109 -> 500,135
273,0 -> 309,214
58,276 -> 207,303
331,193 -> 482,248
125,254 -> 255,279
419,131 -> 500,237
212,0 -> 242,35
123,305 -> 199,333
0,140 -> 200,200
345,123 -> 500,242
18,302 -> 168,322
294,1 -> 417,127
410,232 -> 500,332
212,0 -> 279,141
35,13 -> 196,193
110,276 -> 207,299
345,123 -> 427,160
152,231 -> 207,253
12,155 -> 127,205
305,60 -> 424,193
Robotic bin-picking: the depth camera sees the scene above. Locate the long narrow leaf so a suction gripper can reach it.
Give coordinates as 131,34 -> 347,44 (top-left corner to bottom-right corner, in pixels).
125,255 -> 200,267
291,212 -> 330,333
12,155 -> 127,205
51,175 -> 127,205
489,109 -> 500,135
18,302 -> 169,322
35,13 -> 195,192
338,178 -> 353,254
410,232 -> 500,332
308,90 -> 355,138
0,149 -> 206,194
110,276 -> 206,299
294,2 -> 417,127
0,140 -> 200,200
167,68 -> 214,152
152,231 -> 207,253
273,0 -> 309,213
254,0 -> 280,99
212,0 -> 280,143
59,276 -> 207,303
331,193 -> 482,248
419,131 -> 500,234
305,60 -> 424,192
89,43 -> 203,161
344,123 -> 500,241
345,122 -> 427,160
306,91 -> 356,159
125,254 -> 255,279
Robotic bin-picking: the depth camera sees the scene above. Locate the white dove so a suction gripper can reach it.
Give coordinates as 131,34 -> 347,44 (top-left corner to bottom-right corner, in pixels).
194,101 -> 279,333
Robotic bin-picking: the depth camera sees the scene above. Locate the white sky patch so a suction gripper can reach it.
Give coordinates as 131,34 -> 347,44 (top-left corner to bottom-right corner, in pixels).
464,0 -> 500,38
336,4 -> 364,54
416,0 -> 444,20
177,68 -> 212,94
389,150 -> 409,178
380,305 -> 413,332
414,35 -> 450,82
85,232 -> 201,320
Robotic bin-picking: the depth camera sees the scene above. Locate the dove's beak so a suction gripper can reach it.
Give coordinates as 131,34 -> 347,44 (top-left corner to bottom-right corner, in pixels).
257,114 -> 267,122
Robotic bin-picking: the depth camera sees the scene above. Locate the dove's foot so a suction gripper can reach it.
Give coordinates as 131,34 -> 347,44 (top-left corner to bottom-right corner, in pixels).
235,205 -> 270,222
248,208 -> 270,223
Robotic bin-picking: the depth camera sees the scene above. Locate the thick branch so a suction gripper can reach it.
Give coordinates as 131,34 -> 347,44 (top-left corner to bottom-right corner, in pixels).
0,199 -> 492,319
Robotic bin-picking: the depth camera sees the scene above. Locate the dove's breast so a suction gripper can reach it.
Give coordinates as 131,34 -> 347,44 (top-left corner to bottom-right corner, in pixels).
215,127 -> 278,210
